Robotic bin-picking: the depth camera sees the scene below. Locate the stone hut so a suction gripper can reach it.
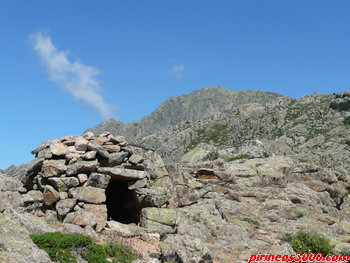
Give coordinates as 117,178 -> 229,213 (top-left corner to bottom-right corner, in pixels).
21,132 -> 168,232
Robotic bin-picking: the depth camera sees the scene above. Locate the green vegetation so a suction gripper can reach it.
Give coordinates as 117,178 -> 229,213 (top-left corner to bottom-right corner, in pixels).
330,100 -> 350,111
242,217 -> 260,226
186,124 -> 231,151
286,231 -> 334,254
298,159 -> 308,163
344,116 -> 350,125
335,93 -> 350,99
285,100 -> 304,121
224,154 -> 248,162
104,242 -> 137,263
272,128 -> 284,138
30,232 -> 92,263
30,232 -> 137,263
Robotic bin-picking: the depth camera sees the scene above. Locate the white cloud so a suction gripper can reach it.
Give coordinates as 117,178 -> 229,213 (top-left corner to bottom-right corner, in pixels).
169,63 -> 185,78
29,32 -> 112,119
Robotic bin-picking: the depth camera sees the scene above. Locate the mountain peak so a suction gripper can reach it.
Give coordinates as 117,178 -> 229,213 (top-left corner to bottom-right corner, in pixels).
87,87 -> 285,142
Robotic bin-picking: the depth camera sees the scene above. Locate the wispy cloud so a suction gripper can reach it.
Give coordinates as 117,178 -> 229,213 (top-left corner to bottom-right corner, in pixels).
29,32 -> 112,119
168,61 -> 185,79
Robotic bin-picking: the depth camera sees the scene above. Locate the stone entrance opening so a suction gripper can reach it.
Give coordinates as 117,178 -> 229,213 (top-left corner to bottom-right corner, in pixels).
105,179 -> 140,224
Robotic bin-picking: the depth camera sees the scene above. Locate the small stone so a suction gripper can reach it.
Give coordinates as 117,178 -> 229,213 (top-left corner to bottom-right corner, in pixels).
56,199 -> 77,216
50,142 -> 69,156
92,137 -> 108,145
45,210 -> 58,222
86,173 -> 111,189
61,136 -> 76,146
103,144 -> 121,153
129,154 -> 144,164
119,141 -> 128,147
77,174 -> 88,184
78,202 -> 84,207
22,190 -> 43,204
83,131 -> 94,139
66,160 -> 99,176
65,153 -> 81,161
75,137 -> 89,151
87,142 -> 110,159
74,205 -> 81,211
68,187 -> 106,204
59,192 -> 68,200
48,177 -> 80,191
37,149 -> 53,159
17,186 -> 27,194
63,211 -> 78,224
83,225 -> 99,239
69,158 -> 79,165
99,132 -> 110,137
108,152 -> 129,166
43,185 -> 60,205
73,204 -> 107,232
128,178 -> 148,190
42,160 -> 66,178
84,151 -> 97,160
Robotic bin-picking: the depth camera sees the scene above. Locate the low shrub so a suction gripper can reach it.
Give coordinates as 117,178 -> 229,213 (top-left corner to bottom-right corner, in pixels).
105,242 -> 137,263
82,244 -> 109,263
330,101 -> 350,111
286,231 -> 334,255
31,232 -> 137,263
30,232 -> 92,263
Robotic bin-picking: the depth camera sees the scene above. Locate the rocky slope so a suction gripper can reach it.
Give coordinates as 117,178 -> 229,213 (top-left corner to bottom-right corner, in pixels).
87,86 -> 285,143
1,133 -> 350,262
139,92 -> 350,172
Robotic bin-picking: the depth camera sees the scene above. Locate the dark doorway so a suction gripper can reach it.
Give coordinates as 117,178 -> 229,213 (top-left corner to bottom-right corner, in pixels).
105,180 -> 140,224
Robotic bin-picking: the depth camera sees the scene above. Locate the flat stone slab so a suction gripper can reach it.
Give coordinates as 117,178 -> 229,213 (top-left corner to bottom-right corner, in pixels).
68,186 -> 106,204
66,160 -> 98,176
97,167 -> 149,181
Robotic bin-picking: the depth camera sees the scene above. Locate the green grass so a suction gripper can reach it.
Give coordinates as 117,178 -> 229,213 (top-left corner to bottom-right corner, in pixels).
286,231 -> 334,254
224,154 -> 248,162
298,159 -> 308,163
30,232 -> 137,263
242,217 -> 260,226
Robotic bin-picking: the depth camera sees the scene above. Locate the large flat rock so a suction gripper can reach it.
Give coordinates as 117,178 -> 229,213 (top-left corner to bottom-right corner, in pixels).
97,167 -> 149,181
68,186 -> 106,204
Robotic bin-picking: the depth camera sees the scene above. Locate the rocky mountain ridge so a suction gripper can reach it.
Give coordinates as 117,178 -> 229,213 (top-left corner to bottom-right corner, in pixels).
87,86 -> 285,143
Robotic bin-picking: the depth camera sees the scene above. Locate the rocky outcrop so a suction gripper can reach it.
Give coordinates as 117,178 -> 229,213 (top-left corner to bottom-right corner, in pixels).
0,213 -> 53,263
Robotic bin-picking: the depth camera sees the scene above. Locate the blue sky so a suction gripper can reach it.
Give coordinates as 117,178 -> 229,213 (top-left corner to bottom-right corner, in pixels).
0,1 -> 349,168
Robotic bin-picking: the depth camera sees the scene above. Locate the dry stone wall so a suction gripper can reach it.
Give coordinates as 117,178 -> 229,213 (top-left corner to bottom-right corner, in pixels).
21,132 -> 168,232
